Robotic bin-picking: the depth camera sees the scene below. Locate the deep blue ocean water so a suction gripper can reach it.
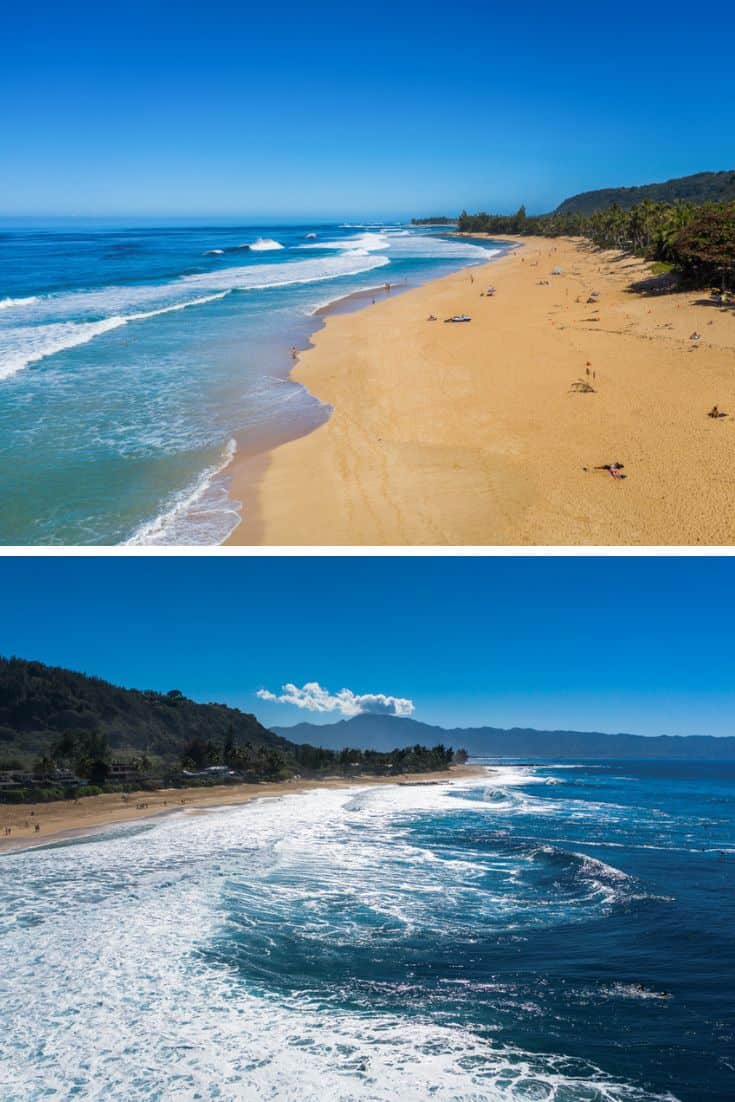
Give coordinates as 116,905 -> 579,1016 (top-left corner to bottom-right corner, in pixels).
1,759 -> 732,1100
0,222 -> 505,544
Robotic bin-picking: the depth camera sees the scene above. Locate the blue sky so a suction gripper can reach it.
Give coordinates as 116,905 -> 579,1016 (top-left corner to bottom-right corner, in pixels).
2,1 -> 733,218
2,556 -> 734,738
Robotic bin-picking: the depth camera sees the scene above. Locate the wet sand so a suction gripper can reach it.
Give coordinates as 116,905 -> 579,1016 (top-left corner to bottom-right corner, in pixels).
0,764 -> 483,855
225,236 -> 735,546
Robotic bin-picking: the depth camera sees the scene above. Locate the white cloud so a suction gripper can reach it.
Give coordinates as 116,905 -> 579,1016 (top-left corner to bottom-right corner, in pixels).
256,681 -> 414,718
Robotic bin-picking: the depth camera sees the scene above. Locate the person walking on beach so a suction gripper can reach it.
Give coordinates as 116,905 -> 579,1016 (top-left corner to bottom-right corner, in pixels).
290,346 -> 297,360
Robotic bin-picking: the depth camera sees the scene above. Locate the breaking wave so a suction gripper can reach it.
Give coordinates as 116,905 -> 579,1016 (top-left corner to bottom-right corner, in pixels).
0,295 -> 38,310
124,437 -> 240,546
0,777 -> 678,1101
0,254 -> 390,379
249,237 -> 284,251
299,231 -> 390,253
0,293 -> 229,380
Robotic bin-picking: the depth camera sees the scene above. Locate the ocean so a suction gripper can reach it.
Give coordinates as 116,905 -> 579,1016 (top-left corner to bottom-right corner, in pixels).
1,759 -> 732,1100
0,222 -> 505,545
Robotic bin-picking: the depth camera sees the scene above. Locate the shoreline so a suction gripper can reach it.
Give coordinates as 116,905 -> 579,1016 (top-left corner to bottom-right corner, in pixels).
219,274 -> 474,545
219,250 -> 508,545
0,763 -> 484,856
224,235 -> 735,546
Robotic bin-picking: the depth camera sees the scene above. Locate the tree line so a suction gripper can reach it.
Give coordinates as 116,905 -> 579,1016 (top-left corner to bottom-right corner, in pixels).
1,724 -> 460,803
182,733 -> 456,781
457,200 -> 735,289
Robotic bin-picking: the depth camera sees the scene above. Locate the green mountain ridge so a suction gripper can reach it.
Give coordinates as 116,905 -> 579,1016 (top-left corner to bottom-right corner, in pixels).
554,171 -> 735,215
0,655 -> 287,764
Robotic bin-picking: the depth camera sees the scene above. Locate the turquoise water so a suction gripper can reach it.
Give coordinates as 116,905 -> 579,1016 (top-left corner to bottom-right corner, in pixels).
0,223 -> 505,544
1,760 -> 732,1100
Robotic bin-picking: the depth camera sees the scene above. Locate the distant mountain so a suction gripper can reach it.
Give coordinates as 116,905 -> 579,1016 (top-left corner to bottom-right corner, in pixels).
272,713 -> 735,760
0,656 -> 288,764
555,171 -> 735,215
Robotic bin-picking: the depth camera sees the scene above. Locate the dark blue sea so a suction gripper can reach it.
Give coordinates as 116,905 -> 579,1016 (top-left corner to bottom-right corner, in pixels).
1,759 -> 732,1099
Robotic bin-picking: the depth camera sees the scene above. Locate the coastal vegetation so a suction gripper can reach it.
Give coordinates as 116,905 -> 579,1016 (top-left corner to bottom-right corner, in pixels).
456,199 -> 735,289
0,657 -> 458,803
410,216 -> 455,225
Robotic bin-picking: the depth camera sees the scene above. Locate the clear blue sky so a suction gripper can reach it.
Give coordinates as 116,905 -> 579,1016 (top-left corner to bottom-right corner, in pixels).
2,556 -> 734,738
2,1 -> 733,218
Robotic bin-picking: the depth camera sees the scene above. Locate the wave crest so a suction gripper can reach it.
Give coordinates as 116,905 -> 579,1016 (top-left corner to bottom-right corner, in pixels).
249,238 -> 284,251
0,255 -> 390,379
0,295 -> 38,311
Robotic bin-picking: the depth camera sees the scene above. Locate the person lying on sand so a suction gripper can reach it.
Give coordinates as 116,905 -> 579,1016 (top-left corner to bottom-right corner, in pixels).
444,315 -> 472,323
427,314 -> 437,321
583,462 -> 626,480
708,406 -> 727,418
689,332 -> 702,342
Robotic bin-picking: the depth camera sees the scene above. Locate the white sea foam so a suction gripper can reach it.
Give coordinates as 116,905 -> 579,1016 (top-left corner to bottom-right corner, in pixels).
299,231 -> 391,253
299,228 -> 499,263
0,295 -> 38,310
0,255 -> 390,379
603,983 -> 672,1001
0,778 -> 677,1102
0,293 -> 229,379
124,438 -> 240,546
0,316 -> 126,380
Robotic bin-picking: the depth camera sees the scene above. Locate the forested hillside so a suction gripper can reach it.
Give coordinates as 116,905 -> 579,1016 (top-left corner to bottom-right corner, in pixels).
555,171 -> 735,215
0,657 -> 455,800
0,655 -> 285,762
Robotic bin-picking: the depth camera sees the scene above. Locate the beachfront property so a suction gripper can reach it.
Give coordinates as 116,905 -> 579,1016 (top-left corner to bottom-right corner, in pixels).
0,768 -> 84,794
107,759 -> 144,784
0,760 -> 147,802
181,765 -> 240,779
0,771 -> 37,793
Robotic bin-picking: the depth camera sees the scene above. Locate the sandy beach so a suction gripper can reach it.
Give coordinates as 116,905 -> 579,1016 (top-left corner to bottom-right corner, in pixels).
225,236 -> 735,546
0,764 -> 483,855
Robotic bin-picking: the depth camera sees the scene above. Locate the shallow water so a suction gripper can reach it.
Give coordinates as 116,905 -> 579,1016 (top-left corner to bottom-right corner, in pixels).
1,759 -> 731,1100
0,222 -> 505,544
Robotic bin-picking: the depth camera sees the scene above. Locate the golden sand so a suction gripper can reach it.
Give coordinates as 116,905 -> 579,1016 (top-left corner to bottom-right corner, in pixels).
225,236 -> 735,546
0,764 -> 482,854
